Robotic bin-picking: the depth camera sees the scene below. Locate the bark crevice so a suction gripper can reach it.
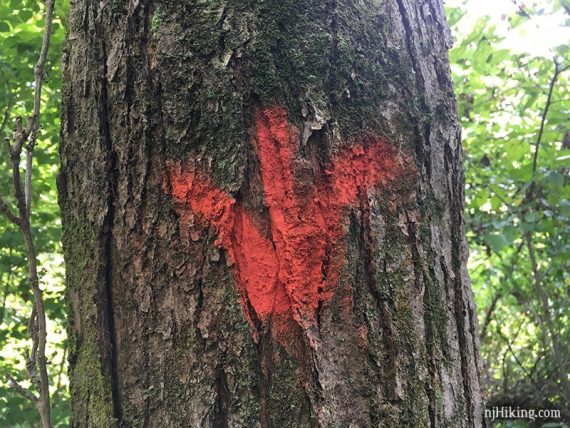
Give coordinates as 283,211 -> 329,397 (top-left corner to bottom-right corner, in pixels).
98,37 -> 122,424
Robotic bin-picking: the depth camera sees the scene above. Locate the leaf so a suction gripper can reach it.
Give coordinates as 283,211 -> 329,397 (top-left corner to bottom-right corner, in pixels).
544,171 -> 564,188
524,212 -> 538,223
18,9 -> 33,21
487,233 -> 510,253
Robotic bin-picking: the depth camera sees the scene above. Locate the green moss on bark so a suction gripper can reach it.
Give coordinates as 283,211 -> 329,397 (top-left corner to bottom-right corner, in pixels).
61,215 -> 116,427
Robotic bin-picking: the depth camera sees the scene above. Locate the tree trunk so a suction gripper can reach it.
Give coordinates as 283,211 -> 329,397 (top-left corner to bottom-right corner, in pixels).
59,0 -> 484,426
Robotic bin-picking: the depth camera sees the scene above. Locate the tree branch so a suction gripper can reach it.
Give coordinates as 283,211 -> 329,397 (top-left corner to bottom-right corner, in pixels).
0,197 -> 22,226
0,96 -> 13,138
531,60 -> 560,178
2,0 -> 56,426
523,231 -> 570,406
480,291 -> 501,341
518,58 -> 570,406
25,0 -> 55,215
6,373 -> 39,403
496,322 -> 543,396
10,116 -> 28,221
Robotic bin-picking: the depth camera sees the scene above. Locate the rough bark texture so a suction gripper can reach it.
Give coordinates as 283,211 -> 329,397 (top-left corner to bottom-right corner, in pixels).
59,0 -> 484,426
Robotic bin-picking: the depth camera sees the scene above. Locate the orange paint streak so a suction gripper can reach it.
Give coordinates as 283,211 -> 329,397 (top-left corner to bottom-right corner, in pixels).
168,107 -> 405,347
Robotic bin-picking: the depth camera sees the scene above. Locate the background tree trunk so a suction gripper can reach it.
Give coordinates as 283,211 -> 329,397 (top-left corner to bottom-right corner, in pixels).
59,0 -> 484,426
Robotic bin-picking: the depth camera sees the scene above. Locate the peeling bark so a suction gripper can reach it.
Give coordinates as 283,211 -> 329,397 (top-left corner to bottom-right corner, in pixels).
59,0 -> 484,426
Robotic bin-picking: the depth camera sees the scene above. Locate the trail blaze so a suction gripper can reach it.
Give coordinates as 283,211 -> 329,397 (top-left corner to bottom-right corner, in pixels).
168,107 -> 404,348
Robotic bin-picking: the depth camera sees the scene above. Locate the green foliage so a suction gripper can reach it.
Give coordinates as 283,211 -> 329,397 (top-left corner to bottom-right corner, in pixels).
0,0 -> 69,425
447,0 -> 570,420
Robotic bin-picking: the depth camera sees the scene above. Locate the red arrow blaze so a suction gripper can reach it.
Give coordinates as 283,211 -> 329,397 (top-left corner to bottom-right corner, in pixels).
168,107 -> 405,350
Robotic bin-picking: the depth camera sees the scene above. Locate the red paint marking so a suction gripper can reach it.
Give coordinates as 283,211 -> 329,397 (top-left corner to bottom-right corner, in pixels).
168,107 -> 405,347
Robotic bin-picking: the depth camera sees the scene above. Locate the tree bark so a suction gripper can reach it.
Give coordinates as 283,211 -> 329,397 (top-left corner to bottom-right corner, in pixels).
59,0 -> 484,426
